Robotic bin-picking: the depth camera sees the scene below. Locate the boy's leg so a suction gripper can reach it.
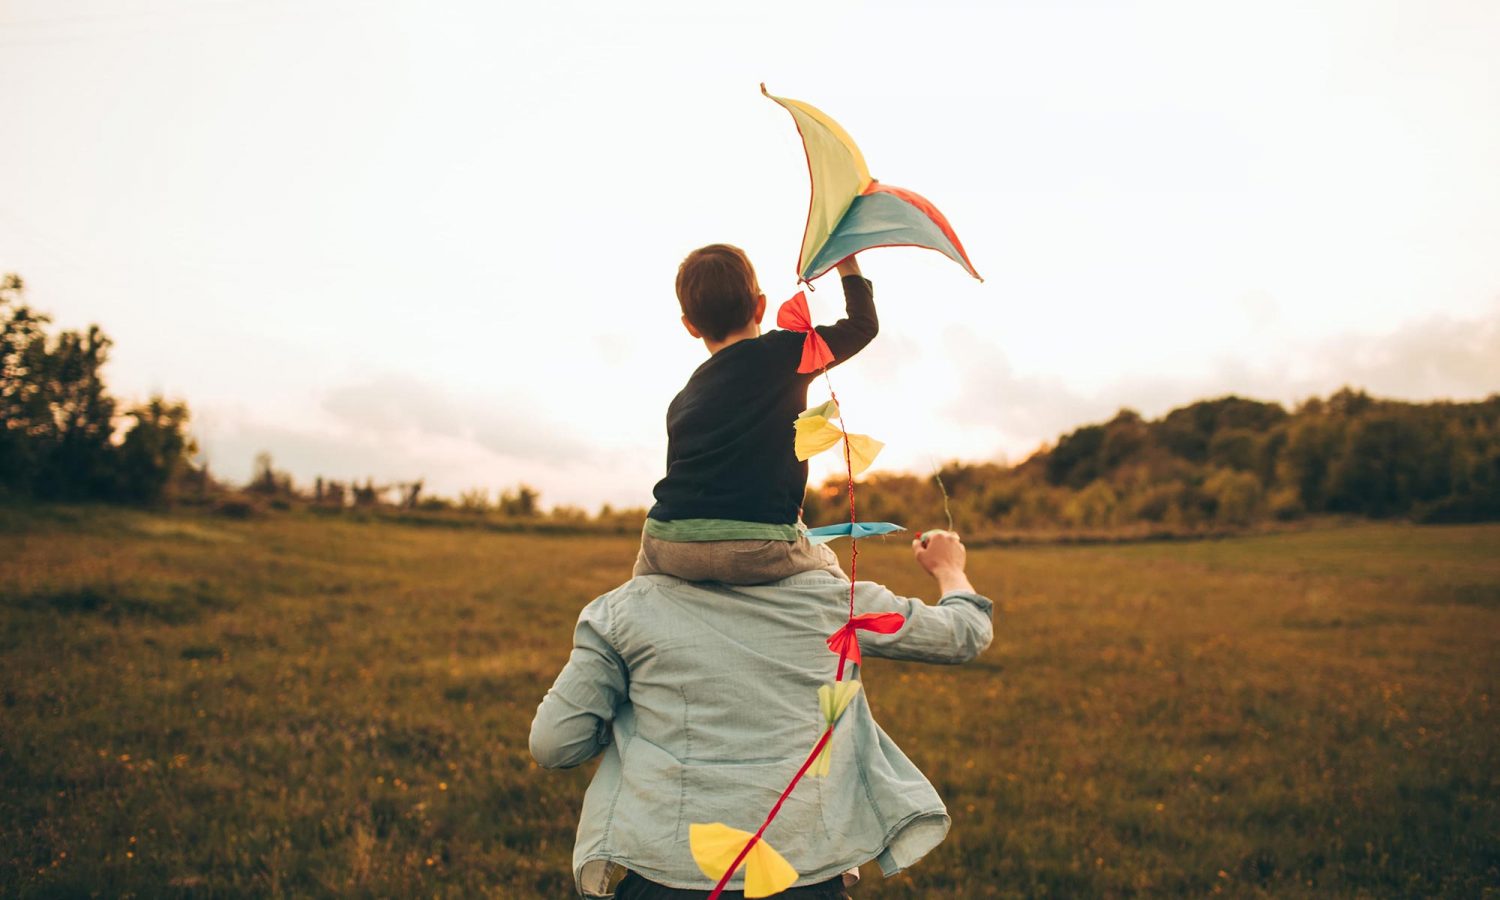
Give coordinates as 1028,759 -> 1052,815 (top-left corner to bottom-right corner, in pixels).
804,538 -> 849,580
632,526 -> 660,577
717,534 -> 847,584
633,530 -> 722,581
635,529 -> 847,584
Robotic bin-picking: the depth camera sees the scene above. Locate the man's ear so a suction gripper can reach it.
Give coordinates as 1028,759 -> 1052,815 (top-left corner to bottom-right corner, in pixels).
753,293 -> 767,325
681,314 -> 703,339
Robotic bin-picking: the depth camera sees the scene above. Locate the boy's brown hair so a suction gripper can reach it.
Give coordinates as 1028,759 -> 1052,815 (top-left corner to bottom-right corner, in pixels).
676,244 -> 761,342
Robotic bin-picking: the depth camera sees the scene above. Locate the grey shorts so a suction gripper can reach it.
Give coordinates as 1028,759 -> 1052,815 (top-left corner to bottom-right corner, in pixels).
633,528 -> 848,585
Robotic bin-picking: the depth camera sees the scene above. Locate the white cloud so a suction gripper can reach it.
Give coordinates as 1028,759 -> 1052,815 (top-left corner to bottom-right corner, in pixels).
321,376 -> 593,465
195,375 -> 659,510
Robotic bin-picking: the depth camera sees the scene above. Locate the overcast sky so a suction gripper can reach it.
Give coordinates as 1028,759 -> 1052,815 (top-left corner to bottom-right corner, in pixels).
3,0 -> 1498,508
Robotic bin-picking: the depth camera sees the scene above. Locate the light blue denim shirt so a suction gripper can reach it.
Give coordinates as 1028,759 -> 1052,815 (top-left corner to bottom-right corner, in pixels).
529,570 -> 995,897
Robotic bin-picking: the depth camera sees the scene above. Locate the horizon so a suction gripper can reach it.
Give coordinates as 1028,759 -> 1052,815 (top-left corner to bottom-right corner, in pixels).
4,0 -> 1498,509
248,384 -> 1500,510
145,384 -> 1500,509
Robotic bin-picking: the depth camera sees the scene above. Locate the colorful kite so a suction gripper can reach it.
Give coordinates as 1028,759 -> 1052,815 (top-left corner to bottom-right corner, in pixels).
762,84 -> 982,284
687,86 -> 983,900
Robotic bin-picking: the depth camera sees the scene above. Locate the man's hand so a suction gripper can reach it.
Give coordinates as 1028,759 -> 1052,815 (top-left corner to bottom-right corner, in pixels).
836,255 -> 862,278
912,531 -> 975,596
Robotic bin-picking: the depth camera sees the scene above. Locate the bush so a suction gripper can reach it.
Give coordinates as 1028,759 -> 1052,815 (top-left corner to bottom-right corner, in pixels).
214,496 -> 260,519
1204,469 -> 1263,526
1063,480 -> 1119,529
1268,486 -> 1304,521
1129,482 -> 1184,524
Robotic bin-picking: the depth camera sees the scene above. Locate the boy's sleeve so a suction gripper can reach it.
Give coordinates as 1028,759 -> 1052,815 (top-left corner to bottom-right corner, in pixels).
852,581 -> 994,665
814,275 -> 879,365
528,593 -> 629,769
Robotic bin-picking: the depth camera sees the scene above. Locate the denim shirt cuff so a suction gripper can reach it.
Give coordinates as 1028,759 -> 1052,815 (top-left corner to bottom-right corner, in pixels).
939,590 -> 993,616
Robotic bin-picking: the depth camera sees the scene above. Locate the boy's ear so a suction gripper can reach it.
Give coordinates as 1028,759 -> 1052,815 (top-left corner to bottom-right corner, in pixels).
681,314 -> 703,339
753,293 -> 767,324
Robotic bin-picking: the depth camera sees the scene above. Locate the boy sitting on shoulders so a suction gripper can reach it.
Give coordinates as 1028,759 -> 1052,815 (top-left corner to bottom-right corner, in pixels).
635,243 -> 877,584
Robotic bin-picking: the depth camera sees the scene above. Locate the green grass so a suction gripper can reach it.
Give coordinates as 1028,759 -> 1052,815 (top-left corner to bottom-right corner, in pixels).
1,507 -> 1497,897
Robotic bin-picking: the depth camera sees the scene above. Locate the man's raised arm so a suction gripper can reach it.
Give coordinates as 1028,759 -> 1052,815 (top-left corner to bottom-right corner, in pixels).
855,532 -> 994,665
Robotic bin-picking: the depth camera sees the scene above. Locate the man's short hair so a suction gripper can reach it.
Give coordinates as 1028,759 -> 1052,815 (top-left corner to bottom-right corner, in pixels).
676,244 -> 760,342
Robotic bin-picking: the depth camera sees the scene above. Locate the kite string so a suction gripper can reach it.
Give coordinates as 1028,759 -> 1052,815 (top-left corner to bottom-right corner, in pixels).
931,460 -> 954,533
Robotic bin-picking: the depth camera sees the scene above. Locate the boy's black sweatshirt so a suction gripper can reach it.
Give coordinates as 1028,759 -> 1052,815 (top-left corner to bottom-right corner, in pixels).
648,275 -> 878,526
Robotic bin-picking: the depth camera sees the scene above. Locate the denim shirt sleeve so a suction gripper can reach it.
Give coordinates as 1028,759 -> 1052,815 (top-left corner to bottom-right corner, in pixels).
854,583 -> 995,664
529,593 -> 629,769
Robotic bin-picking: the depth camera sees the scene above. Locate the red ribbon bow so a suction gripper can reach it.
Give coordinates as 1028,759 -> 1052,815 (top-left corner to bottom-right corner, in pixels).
776,291 -> 835,374
826,612 -> 906,669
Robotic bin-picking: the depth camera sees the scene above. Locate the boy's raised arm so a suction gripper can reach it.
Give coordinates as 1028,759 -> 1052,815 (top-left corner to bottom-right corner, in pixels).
815,255 -> 878,365
529,594 -> 628,769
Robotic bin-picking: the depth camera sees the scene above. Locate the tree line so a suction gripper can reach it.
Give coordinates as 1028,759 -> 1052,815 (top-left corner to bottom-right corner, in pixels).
803,390 -> 1500,535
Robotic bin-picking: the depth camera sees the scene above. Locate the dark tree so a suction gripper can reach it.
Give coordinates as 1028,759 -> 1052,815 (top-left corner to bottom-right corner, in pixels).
113,397 -> 196,504
1,273 -> 197,505
0,274 -> 118,500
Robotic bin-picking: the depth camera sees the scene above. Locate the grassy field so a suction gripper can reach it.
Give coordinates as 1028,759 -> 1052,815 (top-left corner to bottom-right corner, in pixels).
1,506 -> 1496,898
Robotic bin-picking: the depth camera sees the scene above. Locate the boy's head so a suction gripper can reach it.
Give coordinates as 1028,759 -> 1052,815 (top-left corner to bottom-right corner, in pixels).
676,244 -> 766,344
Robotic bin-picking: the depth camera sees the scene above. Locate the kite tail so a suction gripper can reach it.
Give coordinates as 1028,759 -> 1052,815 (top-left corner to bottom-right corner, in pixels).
824,372 -> 860,681
701,365 -> 874,894
706,728 -> 835,900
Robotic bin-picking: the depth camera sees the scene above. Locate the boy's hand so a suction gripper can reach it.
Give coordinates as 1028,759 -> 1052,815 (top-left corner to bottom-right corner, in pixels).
912,531 -> 975,596
836,255 -> 862,278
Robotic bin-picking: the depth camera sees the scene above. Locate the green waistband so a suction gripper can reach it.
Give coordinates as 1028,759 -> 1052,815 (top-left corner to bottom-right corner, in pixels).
644,517 -> 801,542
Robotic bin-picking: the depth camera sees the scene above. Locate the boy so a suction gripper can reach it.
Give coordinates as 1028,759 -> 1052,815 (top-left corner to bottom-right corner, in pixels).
634,244 -> 877,584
